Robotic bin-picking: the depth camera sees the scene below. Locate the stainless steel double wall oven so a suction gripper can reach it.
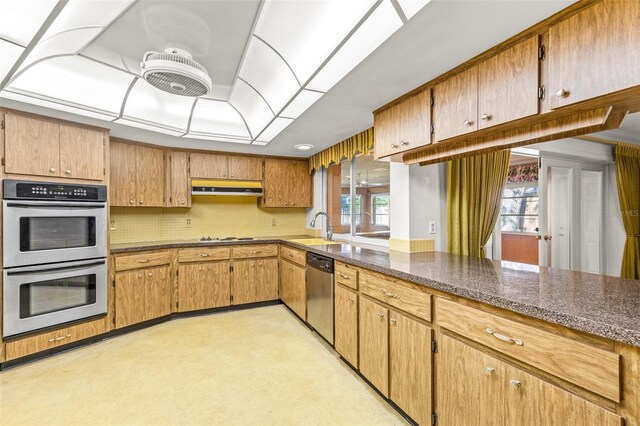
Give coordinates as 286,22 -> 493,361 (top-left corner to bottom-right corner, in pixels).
2,180 -> 108,337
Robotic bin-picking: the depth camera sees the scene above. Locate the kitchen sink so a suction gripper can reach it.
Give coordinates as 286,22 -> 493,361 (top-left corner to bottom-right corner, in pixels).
288,238 -> 341,246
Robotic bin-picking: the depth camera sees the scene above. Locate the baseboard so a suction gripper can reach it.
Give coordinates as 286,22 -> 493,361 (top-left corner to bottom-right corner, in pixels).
388,238 -> 435,253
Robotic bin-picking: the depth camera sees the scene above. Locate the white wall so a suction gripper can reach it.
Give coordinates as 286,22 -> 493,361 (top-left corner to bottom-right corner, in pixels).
307,168 -> 326,235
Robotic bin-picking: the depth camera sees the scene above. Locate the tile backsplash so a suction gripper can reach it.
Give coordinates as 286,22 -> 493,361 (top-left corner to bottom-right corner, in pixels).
110,196 -> 308,244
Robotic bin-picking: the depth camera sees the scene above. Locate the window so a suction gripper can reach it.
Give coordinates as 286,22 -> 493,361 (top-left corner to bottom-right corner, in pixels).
341,194 -> 361,225
500,185 -> 539,233
371,193 -> 390,226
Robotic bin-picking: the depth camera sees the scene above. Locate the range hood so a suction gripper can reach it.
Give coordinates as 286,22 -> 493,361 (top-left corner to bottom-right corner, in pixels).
192,180 -> 263,197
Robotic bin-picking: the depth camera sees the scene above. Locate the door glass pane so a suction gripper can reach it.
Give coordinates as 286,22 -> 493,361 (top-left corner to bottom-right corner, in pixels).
20,217 -> 96,251
20,274 -> 96,318
354,154 -> 390,238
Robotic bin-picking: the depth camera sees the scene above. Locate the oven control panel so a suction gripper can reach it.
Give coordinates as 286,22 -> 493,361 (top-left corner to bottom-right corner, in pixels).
3,180 -> 107,202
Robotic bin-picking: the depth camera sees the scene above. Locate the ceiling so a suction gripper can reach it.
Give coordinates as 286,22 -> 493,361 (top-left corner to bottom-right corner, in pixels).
0,0 -> 586,157
341,154 -> 390,188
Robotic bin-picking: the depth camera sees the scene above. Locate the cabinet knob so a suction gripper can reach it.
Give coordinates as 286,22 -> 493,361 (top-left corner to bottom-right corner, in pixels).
481,114 -> 491,121
198,267 -> 203,271
349,298 -> 355,304
555,88 -> 568,98
230,174 -> 234,178
65,169 -> 71,174
181,201 -> 185,205
377,312 -> 385,318
251,262 -> 255,267
510,379 -> 521,388
485,367 -> 495,375
148,272 -> 152,277
463,119 -> 473,127
139,200 -> 144,205
400,140 -> 409,146
390,143 -> 399,149
50,168 -> 56,173
284,202 -> 288,206
129,200 -> 134,204
390,318 -> 397,324
138,273 -> 143,279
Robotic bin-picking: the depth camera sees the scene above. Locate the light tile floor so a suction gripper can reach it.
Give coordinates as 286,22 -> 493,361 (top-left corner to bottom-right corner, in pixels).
0,305 -> 405,426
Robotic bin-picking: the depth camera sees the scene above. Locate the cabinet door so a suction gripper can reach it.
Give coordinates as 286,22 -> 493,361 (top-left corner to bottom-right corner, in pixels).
504,364 -> 623,426
229,155 -> 262,180
4,113 -> 60,177
59,124 -> 104,180
434,66 -> 478,142
169,151 -> 190,207
280,259 -> 306,319
399,90 -> 431,153
110,142 -> 137,206
256,258 -> 279,302
359,296 -> 389,397
178,263 -> 204,312
204,261 -> 231,308
136,146 -> 165,207
373,105 -> 400,159
190,153 -> 228,179
335,284 -> 358,367
478,36 -> 539,129
263,159 -> 289,207
389,311 -> 431,426
144,266 -> 171,321
437,334 -> 503,426
115,270 -> 146,328
232,259 -> 257,305
288,160 -> 312,208
549,0 -> 640,109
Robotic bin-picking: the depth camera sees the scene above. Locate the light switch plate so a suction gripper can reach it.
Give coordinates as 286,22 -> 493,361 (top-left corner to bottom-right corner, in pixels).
429,221 -> 436,234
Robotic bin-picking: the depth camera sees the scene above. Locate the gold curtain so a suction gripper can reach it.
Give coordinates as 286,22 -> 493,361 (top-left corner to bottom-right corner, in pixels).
447,150 -> 511,258
615,143 -> 640,279
309,128 -> 374,172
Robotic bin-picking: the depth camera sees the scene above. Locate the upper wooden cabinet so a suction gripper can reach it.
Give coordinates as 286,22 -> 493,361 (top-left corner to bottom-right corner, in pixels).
374,90 -> 431,159
263,158 -> 311,208
4,112 -> 105,181
190,152 -> 228,179
549,0 -> 640,109
434,66 -> 478,142
478,36 -> 539,129
110,141 -> 165,207
168,151 -> 190,207
229,155 -> 263,180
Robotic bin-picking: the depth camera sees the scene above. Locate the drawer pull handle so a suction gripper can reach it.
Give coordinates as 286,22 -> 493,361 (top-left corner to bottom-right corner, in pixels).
380,289 -> 398,298
485,367 -> 495,375
377,312 -> 385,318
486,328 -> 523,346
338,273 -> 350,280
199,254 -> 211,257
138,259 -> 150,263
510,379 -> 521,388
252,251 -> 260,254
48,334 -> 71,343
390,318 -> 397,324
288,253 -> 294,257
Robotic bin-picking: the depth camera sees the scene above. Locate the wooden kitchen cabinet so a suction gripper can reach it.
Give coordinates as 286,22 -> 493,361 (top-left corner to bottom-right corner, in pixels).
263,158 -> 312,208
110,141 -> 165,207
4,112 -> 105,180
434,66 -> 478,142
280,259 -> 306,319
233,257 -> 278,304
229,155 -> 263,180
190,152 -> 228,179
168,150 -> 191,207
115,265 -> 171,329
548,0 -> 640,110
477,36 -> 539,129
177,261 -> 231,312
334,284 -> 358,367
359,296 -> 389,397
374,90 -> 431,159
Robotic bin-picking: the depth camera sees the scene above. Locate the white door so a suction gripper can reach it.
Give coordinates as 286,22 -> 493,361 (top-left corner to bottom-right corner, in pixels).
581,170 -> 603,274
548,167 -> 572,269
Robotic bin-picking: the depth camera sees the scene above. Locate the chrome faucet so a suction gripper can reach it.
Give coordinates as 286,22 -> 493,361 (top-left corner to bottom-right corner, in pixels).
310,211 -> 334,241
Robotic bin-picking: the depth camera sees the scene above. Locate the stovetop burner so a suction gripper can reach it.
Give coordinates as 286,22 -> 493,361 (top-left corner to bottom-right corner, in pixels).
199,236 -> 255,242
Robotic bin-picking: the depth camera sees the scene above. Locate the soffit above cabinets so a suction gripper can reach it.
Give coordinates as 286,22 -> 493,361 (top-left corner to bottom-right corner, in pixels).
0,0 -> 430,146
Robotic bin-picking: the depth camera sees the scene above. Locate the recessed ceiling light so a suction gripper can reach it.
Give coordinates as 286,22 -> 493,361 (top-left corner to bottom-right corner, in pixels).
295,144 -> 313,151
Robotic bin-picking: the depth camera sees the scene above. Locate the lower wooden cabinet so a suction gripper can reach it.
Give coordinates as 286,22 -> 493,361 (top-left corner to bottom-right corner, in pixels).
233,258 -> 278,304
177,261 -> 231,312
437,334 -> 623,426
115,266 -> 171,328
335,284 -> 358,367
359,297 -> 390,396
280,259 -> 306,319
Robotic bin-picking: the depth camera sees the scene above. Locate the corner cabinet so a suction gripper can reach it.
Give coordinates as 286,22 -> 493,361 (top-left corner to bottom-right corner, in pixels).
263,158 -> 312,208
110,141 -> 165,207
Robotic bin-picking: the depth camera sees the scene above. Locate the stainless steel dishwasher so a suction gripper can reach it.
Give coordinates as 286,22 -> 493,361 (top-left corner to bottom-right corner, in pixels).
306,252 -> 334,345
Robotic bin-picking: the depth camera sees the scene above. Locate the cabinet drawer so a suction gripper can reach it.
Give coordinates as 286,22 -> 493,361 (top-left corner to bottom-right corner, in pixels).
115,251 -> 171,271
5,317 -> 107,361
335,262 -> 358,290
280,245 -> 306,266
178,247 -> 230,263
437,298 -> 621,402
360,270 -> 431,322
233,245 -> 278,259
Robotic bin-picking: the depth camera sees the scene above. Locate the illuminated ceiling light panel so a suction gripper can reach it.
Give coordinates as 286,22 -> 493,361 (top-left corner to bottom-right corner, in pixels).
280,89 -> 323,119
9,55 -> 134,115
114,118 -> 185,137
189,98 -> 250,137
238,38 -> 300,113
229,79 -> 274,138
82,43 -> 140,76
397,0 -> 433,20
0,40 -> 24,82
123,79 -> 194,130
17,27 -> 104,73
0,89 -> 117,121
43,1 -> 134,40
0,0 -> 57,46
254,0 -> 375,83
256,117 -> 293,142
308,0 -> 403,92
183,133 -> 252,144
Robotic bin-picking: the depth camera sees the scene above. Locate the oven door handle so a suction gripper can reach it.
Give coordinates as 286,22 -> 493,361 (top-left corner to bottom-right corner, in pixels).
6,202 -> 105,209
6,260 -> 106,276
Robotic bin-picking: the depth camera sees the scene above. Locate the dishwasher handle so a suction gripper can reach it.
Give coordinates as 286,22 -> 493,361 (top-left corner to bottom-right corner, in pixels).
306,252 -> 334,273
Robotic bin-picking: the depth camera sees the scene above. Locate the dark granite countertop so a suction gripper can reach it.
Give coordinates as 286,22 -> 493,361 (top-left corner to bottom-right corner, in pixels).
111,238 -> 640,347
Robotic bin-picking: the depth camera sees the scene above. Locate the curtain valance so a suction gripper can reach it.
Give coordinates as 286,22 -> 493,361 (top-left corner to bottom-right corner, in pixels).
309,128 -> 374,172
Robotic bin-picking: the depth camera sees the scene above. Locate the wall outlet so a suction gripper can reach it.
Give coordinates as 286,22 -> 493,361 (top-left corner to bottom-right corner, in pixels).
429,221 -> 436,234
271,218 -> 277,226
110,220 -> 117,231
186,218 -> 192,227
